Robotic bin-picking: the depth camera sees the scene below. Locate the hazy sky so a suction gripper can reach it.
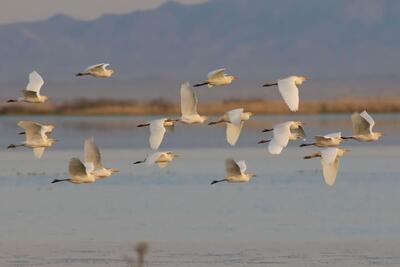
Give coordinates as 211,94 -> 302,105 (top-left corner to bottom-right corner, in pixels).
0,0 -> 207,24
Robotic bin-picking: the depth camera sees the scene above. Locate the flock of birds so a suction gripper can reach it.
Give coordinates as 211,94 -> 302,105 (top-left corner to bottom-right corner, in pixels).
6,64 -> 383,186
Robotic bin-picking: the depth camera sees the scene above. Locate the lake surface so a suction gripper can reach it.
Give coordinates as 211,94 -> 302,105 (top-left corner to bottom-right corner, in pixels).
0,114 -> 399,266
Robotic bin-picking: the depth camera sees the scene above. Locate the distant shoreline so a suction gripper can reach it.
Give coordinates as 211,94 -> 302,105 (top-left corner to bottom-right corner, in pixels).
1,97 -> 400,115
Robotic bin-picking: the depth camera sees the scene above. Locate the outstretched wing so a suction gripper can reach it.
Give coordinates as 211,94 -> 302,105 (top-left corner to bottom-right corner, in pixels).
351,112 -> 371,135
69,158 -> 88,177
321,158 -> 340,186
85,63 -> 108,72
18,121 -> 42,142
33,147 -> 46,159
321,147 -> 338,165
207,68 -> 226,80
225,158 -> 241,176
84,137 -> 102,169
236,160 -> 247,175
226,122 -> 244,146
360,110 -> 375,133
180,82 -> 198,116
26,71 -> 44,93
273,121 -> 292,147
277,77 -> 299,112
268,138 -> 284,154
149,119 -> 166,150
145,152 -> 162,166
227,108 -> 243,126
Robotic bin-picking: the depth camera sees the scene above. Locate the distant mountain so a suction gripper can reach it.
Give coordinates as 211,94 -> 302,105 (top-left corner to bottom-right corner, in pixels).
1,0 -> 399,100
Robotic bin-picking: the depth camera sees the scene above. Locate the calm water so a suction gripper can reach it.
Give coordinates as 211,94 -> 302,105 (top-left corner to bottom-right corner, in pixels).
0,114 -> 399,266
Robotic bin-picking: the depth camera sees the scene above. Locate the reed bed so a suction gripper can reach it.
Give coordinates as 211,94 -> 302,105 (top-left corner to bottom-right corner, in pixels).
1,97 -> 400,115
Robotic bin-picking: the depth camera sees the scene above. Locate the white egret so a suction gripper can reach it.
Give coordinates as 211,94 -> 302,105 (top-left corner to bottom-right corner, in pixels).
76,63 -> 115,77
304,147 -> 349,186
7,71 -> 48,103
208,108 -> 253,146
262,76 -> 310,112
84,137 -> 119,179
258,121 -> 305,154
7,121 -> 57,158
342,110 -> 383,142
211,158 -> 256,185
137,118 -> 176,150
193,68 -> 237,87
133,151 -> 179,168
300,132 -> 343,147
51,157 -> 96,184
180,82 -> 208,124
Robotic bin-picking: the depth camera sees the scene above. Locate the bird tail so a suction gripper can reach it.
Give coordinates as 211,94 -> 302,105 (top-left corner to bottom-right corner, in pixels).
262,83 -> 278,87
193,82 -> 209,87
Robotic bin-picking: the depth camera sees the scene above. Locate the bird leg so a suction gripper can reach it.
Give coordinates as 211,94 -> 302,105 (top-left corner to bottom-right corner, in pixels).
18,131 -> 26,135
257,139 -> 271,144
137,123 -> 150,127
51,179 -> 70,184
303,153 -> 321,160
211,179 -> 228,185
299,143 -> 316,147
341,136 -> 354,140
193,82 -> 209,87
208,119 -> 225,125
7,144 -> 23,149
133,160 -> 146,165
75,72 -> 89,76
7,99 -> 17,103
262,82 -> 278,87
262,128 -> 273,132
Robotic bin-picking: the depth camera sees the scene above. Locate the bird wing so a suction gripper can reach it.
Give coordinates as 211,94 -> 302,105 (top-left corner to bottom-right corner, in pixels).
277,77 -> 299,112
321,158 -> 339,186
22,90 -> 39,99
227,108 -> 243,126
145,152 -> 162,166
84,137 -> 103,169
360,110 -> 375,133
225,158 -> 242,176
85,63 -> 107,72
207,68 -> 226,80
33,147 -> 46,159
272,122 -> 292,147
351,112 -> 371,135
149,119 -> 166,150
226,122 -> 243,146
290,125 -> 306,140
18,121 -> 43,142
236,160 -> 247,175
321,147 -> 338,165
69,157 -> 88,177
26,71 -> 44,93
324,132 -> 341,139
268,138 -> 284,154
180,82 -> 198,116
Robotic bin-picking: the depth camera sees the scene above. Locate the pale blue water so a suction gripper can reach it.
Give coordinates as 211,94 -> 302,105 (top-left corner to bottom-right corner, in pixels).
0,114 -> 399,266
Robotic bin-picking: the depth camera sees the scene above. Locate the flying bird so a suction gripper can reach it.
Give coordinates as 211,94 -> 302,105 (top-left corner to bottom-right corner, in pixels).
208,108 -> 253,146
84,137 -> 119,179
342,111 -> 383,142
180,82 -> 208,124
137,118 -> 177,150
76,63 -> 115,77
304,147 -> 349,186
193,68 -> 237,87
258,121 -> 305,154
51,158 -> 97,184
7,121 -> 57,158
133,151 -> 179,168
262,76 -> 310,112
7,71 -> 48,103
300,132 -> 344,147
211,158 -> 256,185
